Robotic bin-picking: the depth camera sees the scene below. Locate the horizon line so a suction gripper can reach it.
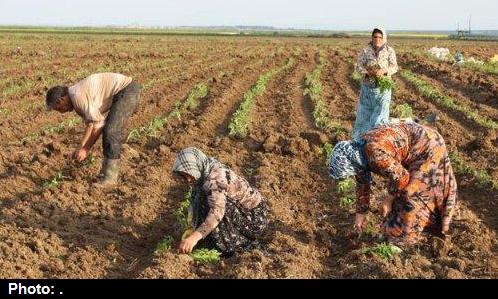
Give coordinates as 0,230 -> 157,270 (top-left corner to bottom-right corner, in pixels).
1,24 -> 497,32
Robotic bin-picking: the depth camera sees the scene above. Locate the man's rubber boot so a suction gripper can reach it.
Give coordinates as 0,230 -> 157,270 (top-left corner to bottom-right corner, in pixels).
94,158 -> 119,189
98,158 -> 108,178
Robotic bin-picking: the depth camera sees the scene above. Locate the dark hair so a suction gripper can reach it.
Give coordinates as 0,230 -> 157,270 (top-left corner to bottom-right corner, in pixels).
46,86 -> 68,109
372,29 -> 383,37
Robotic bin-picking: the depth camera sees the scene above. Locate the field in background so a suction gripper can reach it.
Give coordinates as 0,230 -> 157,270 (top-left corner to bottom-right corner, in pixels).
0,32 -> 497,278
4,26 -> 497,39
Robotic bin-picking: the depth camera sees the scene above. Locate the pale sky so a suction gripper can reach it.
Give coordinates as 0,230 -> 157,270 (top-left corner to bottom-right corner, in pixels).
0,0 -> 496,30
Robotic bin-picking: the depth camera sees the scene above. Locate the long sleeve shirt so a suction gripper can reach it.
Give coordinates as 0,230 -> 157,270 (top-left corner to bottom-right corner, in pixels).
196,168 -> 265,238
355,123 -> 424,214
355,43 -> 398,79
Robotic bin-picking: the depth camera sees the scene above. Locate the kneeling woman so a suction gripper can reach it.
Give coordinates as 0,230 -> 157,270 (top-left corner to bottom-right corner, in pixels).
329,122 -> 457,245
172,147 -> 270,255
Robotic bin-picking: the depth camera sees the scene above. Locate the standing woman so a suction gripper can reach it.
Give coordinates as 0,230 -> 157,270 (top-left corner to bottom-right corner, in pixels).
352,27 -> 398,141
172,147 -> 270,256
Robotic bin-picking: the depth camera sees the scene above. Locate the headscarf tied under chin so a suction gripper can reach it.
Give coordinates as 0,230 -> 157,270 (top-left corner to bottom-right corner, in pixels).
328,141 -> 371,182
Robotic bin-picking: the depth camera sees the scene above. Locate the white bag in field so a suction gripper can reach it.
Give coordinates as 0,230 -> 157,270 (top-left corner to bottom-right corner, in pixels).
427,47 -> 450,60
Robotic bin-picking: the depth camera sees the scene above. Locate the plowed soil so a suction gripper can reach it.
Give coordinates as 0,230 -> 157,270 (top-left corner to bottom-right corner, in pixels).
0,35 -> 497,278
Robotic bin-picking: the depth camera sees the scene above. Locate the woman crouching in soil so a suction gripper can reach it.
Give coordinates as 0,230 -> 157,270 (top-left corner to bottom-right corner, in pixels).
172,147 -> 270,256
329,121 -> 457,246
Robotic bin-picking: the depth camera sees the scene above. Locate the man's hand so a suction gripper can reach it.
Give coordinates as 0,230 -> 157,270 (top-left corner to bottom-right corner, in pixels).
73,148 -> 88,162
355,213 -> 367,232
179,231 -> 203,254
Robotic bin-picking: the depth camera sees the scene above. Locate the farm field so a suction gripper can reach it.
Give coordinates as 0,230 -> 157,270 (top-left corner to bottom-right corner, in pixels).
0,33 -> 497,279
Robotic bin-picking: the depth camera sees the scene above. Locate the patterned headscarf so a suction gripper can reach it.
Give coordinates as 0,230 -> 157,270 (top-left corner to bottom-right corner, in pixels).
172,147 -> 223,183
328,141 -> 370,181
172,147 -> 226,230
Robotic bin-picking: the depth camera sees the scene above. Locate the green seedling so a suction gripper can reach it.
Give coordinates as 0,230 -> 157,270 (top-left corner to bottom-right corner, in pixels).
337,178 -> 356,193
319,142 -> 334,166
82,154 -> 96,166
155,235 -> 174,253
173,188 -> 192,232
393,103 -> 414,119
375,76 -> 396,93
304,55 -> 347,136
127,82 -> 210,143
401,70 -> 498,129
190,249 -> 222,264
229,58 -> 295,138
339,195 -> 356,209
362,243 -> 402,260
42,171 -> 68,189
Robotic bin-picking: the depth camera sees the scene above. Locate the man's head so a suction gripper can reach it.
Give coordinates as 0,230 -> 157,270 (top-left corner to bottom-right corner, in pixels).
46,86 -> 73,113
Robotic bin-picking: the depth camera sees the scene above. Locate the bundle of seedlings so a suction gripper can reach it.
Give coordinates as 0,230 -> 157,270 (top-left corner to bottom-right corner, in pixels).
367,61 -> 396,93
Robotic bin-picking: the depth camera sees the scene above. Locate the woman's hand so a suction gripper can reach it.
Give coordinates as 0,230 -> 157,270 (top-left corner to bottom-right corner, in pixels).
375,69 -> 388,77
355,213 -> 367,232
441,216 -> 451,235
73,148 -> 88,162
381,195 -> 394,218
367,68 -> 377,77
179,231 -> 203,254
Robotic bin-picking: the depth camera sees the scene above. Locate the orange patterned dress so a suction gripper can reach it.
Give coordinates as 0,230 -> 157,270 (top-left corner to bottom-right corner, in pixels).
356,122 -> 457,245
